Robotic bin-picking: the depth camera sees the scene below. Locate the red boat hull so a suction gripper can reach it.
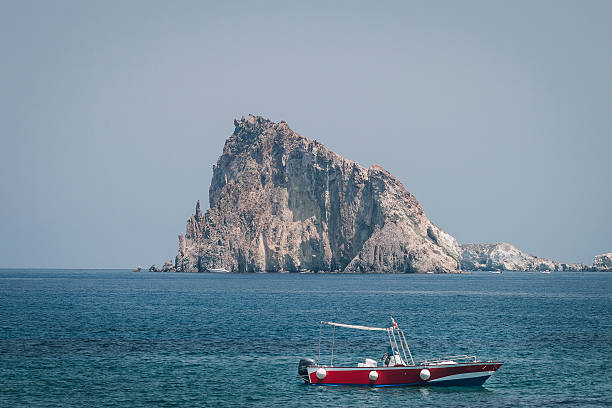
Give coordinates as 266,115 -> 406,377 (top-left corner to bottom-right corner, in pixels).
306,362 -> 503,387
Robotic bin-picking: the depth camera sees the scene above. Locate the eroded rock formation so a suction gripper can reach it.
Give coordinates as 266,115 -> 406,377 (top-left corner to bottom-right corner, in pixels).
460,242 -> 589,271
174,115 -> 461,273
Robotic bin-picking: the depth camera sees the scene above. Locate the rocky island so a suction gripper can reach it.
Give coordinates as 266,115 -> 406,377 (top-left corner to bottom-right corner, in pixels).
170,115 -> 461,273
148,115 -> 610,274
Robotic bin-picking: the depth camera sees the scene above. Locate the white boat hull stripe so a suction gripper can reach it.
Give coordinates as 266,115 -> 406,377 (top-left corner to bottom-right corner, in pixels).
428,370 -> 496,383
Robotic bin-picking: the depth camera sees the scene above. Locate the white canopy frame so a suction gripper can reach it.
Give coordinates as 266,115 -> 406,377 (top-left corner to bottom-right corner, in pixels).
321,321 -> 390,331
316,317 -> 416,367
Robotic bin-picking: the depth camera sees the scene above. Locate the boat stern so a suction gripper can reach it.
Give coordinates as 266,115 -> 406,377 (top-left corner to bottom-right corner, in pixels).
298,358 -> 316,383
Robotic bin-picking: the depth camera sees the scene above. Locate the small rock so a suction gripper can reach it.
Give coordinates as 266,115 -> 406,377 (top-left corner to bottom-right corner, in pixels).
593,252 -> 612,271
161,259 -> 176,272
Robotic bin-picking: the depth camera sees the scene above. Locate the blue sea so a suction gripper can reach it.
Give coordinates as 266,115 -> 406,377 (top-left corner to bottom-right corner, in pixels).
1,269 -> 611,407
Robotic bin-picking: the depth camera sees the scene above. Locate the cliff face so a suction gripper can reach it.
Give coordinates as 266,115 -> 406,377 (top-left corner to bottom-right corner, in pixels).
175,115 -> 461,273
460,243 -> 589,271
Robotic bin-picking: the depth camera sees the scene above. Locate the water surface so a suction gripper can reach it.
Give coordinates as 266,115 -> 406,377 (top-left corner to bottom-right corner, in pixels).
1,269 -> 610,407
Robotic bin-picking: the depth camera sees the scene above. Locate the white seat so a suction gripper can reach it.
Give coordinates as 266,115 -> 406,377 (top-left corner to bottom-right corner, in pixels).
364,358 -> 377,367
358,358 -> 378,367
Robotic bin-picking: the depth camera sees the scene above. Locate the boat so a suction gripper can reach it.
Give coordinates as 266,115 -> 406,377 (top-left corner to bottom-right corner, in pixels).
541,270 -> 551,274
298,318 -> 503,387
491,271 -> 502,274
207,268 -> 229,273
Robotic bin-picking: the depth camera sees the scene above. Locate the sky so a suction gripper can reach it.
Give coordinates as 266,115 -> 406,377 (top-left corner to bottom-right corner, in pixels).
1,0 -> 610,268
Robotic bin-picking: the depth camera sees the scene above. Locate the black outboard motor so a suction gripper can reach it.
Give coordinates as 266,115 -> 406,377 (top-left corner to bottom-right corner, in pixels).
298,358 -> 316,382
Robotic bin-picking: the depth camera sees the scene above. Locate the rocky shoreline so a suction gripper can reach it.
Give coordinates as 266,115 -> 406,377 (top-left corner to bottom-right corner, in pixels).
147,242 -> 612,273
145,253 -> 612,273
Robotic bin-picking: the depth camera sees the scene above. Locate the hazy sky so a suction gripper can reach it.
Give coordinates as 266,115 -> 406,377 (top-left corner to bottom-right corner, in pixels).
1,0 -> 610,268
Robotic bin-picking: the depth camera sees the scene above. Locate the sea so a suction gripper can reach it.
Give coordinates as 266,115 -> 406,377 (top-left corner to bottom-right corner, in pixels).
1,269 -> 610,407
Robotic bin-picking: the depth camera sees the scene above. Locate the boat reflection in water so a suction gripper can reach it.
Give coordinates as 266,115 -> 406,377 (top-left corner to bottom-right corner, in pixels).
207,268 -> 229,273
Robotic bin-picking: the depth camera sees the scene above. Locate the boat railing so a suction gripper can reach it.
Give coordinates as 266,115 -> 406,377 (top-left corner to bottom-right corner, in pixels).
420,355 -> 478,365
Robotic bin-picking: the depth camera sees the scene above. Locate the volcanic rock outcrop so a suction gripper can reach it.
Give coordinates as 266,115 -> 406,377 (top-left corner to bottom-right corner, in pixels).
460,243 -> 589,271
174,115 -> 461,273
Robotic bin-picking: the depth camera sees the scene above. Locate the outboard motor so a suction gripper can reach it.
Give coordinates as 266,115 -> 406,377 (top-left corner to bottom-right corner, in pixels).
298,358 -> 316,382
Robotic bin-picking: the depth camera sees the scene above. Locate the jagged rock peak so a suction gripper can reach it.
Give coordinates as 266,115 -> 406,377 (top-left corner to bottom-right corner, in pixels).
234,114 -> 281,130
229,115 -> 295,151
174,115 -> 461,273
195,200 -> 202,219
